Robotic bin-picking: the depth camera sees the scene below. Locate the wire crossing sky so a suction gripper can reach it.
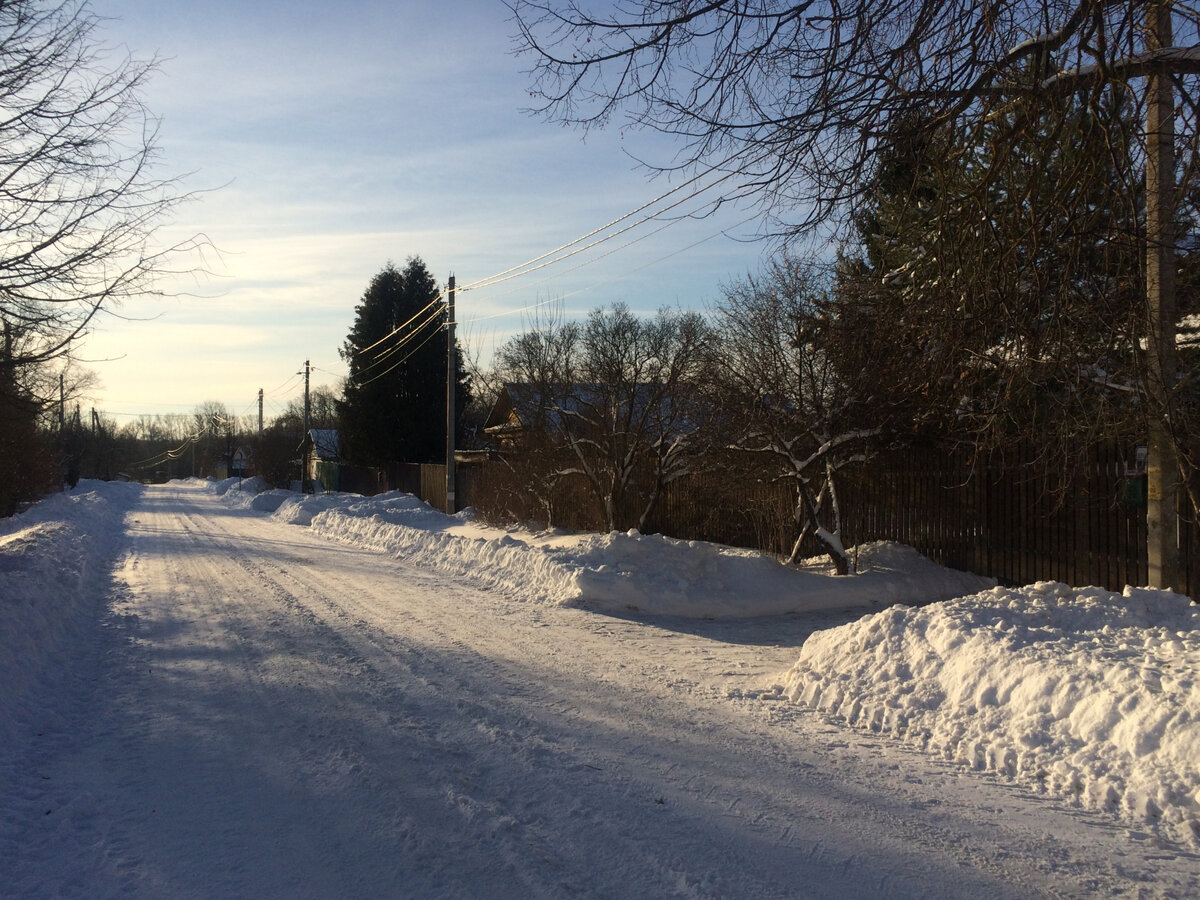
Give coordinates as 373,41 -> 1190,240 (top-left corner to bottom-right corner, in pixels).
80,0 -> 768,420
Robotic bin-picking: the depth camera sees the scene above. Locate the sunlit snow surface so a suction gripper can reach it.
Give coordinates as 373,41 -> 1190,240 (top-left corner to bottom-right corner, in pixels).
4,477 -> 1199,851
213,477 -> 1200,843
217,477 -> 993,616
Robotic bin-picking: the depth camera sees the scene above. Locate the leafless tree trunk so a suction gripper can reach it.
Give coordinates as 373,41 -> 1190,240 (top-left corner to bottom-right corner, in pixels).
709,256 -> 878,573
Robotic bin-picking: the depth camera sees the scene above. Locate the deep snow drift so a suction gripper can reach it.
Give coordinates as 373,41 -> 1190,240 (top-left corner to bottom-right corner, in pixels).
784,583 -> 1200,845
3,477 -> 1199,854
215,475 -> 994,617
0,480 -> 143,753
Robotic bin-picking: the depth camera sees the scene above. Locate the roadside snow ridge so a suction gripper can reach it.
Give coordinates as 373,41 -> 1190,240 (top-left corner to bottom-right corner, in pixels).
783,582 -> 1200,844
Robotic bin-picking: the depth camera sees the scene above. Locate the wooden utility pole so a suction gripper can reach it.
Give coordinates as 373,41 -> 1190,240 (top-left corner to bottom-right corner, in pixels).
1145,0 -> 1180,590
258,388 -> 264,436
445,275 -> 456,514
303,359 -> 312,493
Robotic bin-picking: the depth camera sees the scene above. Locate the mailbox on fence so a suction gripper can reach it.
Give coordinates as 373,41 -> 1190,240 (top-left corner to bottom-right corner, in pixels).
1122,445 -> 1148,507
1122,474 -> 1147,507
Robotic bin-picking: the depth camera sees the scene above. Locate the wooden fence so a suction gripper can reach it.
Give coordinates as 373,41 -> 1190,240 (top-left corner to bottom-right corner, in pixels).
395,446 -> 1199,597
829,445 -> 1156,591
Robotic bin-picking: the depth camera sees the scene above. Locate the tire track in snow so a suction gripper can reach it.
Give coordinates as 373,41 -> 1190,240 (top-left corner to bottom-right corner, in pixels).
214,528 -> 732,897
181,493 -> 1083,897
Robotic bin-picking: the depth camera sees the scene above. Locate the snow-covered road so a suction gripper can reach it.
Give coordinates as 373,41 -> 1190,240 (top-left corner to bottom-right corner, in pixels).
4,482 -> 1199,897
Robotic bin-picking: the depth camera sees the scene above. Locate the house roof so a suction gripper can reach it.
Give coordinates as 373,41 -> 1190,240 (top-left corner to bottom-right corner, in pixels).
308,429 -> 339,460
483,382 -> 702,439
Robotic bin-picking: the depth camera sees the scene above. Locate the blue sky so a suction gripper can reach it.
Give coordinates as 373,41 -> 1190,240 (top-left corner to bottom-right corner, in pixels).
81,0 -> 770,423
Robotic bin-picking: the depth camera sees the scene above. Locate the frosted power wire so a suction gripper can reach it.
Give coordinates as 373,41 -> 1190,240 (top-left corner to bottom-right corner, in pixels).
467,216 -> 683,319
354,322 -> 444,388
352,306 -> 445,375
351,155 -> 754,362
310,364 -> 344,378
458,149 -> 749,292
368,304 -> 445,363
463,168 -> 740,294
356,289 -> 448,357
349,307 -> 446,383
127,425 -> 209,470
265,372 -> 303,397
469,213 -> 760,324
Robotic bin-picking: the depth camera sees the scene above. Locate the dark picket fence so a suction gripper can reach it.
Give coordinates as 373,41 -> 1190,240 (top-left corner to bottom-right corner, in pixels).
392,446 -> 1198,597
824,445 -> 1155,591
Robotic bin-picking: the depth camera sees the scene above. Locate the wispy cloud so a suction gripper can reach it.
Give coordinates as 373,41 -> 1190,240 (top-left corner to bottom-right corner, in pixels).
84,0 -> 769,419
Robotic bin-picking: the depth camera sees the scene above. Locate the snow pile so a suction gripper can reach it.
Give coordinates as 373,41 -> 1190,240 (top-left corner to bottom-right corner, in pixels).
209,475 -> 266,497
239,489 -> 991,616
275,491 -> 380,526
783,582 -> 1200,843
205,476 -> 295,512
567,537 -> 991,617
0,481 -> 141,749
6,479 -> 1200,856
203,483 -> 1200,843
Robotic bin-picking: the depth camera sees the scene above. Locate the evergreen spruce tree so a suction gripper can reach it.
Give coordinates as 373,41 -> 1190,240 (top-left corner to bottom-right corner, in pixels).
834,86 -> 1159,475
338,259 -> 471,466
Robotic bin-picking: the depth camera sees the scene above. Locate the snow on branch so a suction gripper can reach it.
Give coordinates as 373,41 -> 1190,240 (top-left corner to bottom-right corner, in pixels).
1041,45 -> 1200,90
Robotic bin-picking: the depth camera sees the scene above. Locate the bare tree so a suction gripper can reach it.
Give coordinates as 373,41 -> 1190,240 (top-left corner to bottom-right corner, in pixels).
283,386 -> 340,431
711,256 -> 879,573
513,1 -> 1198,231
627,307 -> 713,530
495,302 -> 712,532
0,0 -> 199,371
492,302 -> 582,527
571,303 -> 711,531
512,0 -> 1200,588
0,1 -> 201,507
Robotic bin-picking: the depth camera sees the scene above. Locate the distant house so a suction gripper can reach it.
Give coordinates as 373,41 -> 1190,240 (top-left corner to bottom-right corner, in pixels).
483,383 -> 543,446
300,428 -> 340,491
231,447 -> 252,479
483,382 -> 701,449
214,447 -> 252,481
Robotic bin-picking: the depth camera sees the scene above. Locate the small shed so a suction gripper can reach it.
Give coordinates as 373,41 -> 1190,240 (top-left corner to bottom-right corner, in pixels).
301,429 -> 340,491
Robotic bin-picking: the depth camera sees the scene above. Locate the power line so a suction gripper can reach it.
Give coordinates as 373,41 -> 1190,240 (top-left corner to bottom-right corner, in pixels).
364,303 -> 446,365
468,213 -> 760,324
462,168 -> 741,295
125,414 -> 226,470
346,156 -> 758,379
458,151 -> 747,293
466,217 -> 683,320
356,289 -> 449,357
354,321 -> 444,388
264,372 -> 303,398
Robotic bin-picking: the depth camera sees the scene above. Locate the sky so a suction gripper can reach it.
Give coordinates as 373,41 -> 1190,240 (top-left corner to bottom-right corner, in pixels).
77,0 -> 772,424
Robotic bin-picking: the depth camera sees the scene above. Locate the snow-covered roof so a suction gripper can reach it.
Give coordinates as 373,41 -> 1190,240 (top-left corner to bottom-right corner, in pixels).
308,429 -> 339,460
